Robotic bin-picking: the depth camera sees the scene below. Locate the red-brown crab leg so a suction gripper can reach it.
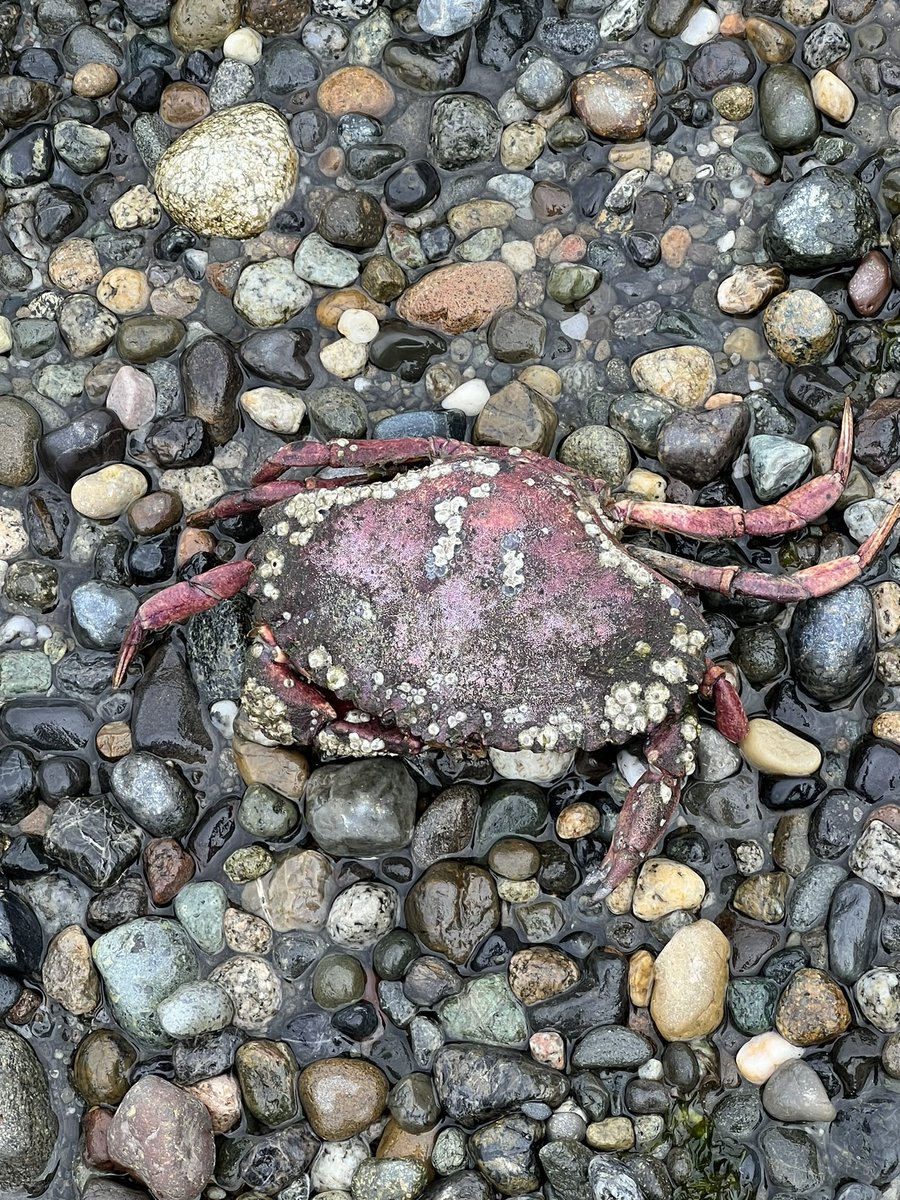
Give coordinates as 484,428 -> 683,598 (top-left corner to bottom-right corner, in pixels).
187,480 -> 318,527
251,436 -> 473,485
700,661 -> 749,743
585,717 -> 691,902
112,560 -> 255,686
632,501 -> 900,603
249,625 -> 338,736
612,398 -> 853,540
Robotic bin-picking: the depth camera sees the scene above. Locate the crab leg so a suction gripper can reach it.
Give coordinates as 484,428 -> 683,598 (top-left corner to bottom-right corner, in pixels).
187,480 -> 316,527
245,625 -> 338,739
251,436 -> 474,485
113,560 -> 254,686
632,501 -> 900,603
700,660 -> 749,743
585,717 -> 693,902
612,399 -> 853,540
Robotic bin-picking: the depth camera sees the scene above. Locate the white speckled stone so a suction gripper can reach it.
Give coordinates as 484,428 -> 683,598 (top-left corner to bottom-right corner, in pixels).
488,747 -> 575,783
326,882 -> 398,947
240,386 -> 307,435
223,26 -> 263,63
154,103 -> 298,238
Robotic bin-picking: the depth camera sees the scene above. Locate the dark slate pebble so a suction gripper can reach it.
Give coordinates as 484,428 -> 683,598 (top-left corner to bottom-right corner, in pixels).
0,125 -> 53,186
0,699 -> 94,751
240,329 -> 312,389
0,746 -> 38,824
789,583 -> 875,701
384,160 -> 442,214
476,0 -> 541,68
44,794 -> 141,889
186,595 -> 252,704
758,63 -> 819,152
368,321 -> 447,382
384,32 -> 470,94
828,879 -> 883,983
0,890 -> 43,975
37,755 -> 91,805
810,785 -> 863,860
71,581 -> 138,650
39,409 -> 126,490
130,636 -> 212,763
690,39 -> 754,89
855,396 -> 900,475
332,1000 -> 379,1040
761,1127 -> 824,1192
528,952 -> 627,1037
85,873 -> 149,932
181,335 -> 242,446
765,167 -> 879,272
425,1172 -> 494,1200
829,1099 -> 900,1185
145,416 -> 213,469
373,410 -> 466,440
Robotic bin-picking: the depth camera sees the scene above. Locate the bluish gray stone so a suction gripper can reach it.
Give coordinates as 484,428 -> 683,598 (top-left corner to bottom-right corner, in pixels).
111,751 -> 198,838
789,583 -> 875,702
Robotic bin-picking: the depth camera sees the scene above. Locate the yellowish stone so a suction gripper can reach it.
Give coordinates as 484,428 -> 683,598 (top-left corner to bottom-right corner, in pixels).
740,718 -> 822,776
632,858 -> 705,921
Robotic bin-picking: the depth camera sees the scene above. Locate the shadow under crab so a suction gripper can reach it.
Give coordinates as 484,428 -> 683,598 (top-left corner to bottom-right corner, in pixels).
113,406 -> 899,898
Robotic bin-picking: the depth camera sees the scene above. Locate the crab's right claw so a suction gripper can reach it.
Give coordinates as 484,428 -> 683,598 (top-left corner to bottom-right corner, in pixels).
584,768 -> 682,906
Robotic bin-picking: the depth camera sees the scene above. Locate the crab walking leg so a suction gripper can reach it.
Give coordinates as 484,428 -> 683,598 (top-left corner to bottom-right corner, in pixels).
251,436 -> 473,485
112,560 -> 255,686
187,480 -> 319,527
632,502 -> 900,603
700,660 -> 749,743
584,716 -> 694,902
613,398 -> 853,540
244,625 -> 338,739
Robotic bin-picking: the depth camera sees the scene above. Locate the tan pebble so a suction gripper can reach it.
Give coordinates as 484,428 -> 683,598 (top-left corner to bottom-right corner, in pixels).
632,859 -> 705,921
96,722 -> 133,760
18,803 -> 52,837
705,391 -> 743,409
71,465 -> 148,520
48,238 -> 103,292
376,1120 -> 435,1166
736,1031 -> 804,1084
720,13 -> 746,35
182,1074 -> 242,1133
628,949 -> 655,1007
631,345 -> 717,408
177,528 -> 217,567
497,878 -> 540,903
232,733 -> 309,799
811,68 -> 856,123
571,66 -> 657,140
586,1117 -> 635,1151
317,67 -> 395,119
873,581 -> 900,643
740,718 -> 822,776
316,287 -> 387,330
608,141 -> 652,171
606,870 -> 636,915
724,327 -> 767,361
319,146 -> 344,176
556,801 -> 601,840
533,228 -> 563,258
623,468 -> 667,501
160,81 -> 211,127
73,63 -> 118,97
873,711 -> 900,745
518,365 -> 561,398
650,919 -> 730,1040
660,225 -> 691,268
224,907 -> 272,954
97,268 -> 152,315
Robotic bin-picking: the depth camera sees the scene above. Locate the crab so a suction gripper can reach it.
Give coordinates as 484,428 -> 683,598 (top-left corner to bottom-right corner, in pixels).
113,403 -> 899,898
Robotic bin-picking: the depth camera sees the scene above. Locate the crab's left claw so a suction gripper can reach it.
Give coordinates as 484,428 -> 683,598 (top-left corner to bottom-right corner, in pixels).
583,768 -> 682,905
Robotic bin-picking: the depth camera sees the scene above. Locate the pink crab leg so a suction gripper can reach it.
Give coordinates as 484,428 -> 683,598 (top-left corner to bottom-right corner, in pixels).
613,399 -> 853,540
585,717 -> 690,902
187,480 -> 315,527
250,625 -> 338,736
700,661 -> 749,743
113,560 -> 254,686
632,501 -> 900,603
251,436 -> 474,485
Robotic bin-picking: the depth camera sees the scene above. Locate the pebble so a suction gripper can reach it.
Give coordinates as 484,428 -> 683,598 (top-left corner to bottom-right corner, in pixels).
632,859 -> 705,920
233,259 -> 312,328
241,386 -> 307,434
299,1058 -> 388,1140
209,954 -> 282,1030
811,68 -> 855,123
327,882 -> 397,948
790,583 -> 875,702
107,1076 -> 214,1200
650,920 -> 730,1040
740,718 -> 822,776
571,67 -> 657,140
736,1030 -> 804,1084
397,262 -> 517,335
631,345 -> 716,407
42,924 -> 100,1015
0,1030 -> 59,1191
762,289 -> 839,366
157,980 -> 235,1038
855,967 -> 900,1032
154,104 -> 298,237
306,759 -> 416,855
71,464 -> 148,519
766,167 -> 878,270
775,967 -> 851,1046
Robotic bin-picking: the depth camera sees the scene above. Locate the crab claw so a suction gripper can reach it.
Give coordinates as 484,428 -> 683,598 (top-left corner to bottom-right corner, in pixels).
583,768 -> 682,905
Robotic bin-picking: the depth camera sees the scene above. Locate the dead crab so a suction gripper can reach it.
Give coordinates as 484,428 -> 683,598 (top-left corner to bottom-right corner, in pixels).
114,403 -> 899,897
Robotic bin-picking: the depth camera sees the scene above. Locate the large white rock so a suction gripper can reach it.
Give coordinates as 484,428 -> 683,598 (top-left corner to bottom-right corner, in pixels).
154,103 -> 298,239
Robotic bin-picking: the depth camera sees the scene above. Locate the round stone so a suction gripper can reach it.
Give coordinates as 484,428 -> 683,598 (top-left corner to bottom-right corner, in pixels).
762,290 -> 839,365
71,465 -> 148,519
153,103 -> 298,238
571,66 -> 657,140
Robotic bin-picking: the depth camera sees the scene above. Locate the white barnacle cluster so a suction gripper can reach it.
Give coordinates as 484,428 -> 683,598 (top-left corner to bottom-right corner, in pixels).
308,645 -> 332,670
500,548 -> 525,594
241,676 -> 293,744
469,483 -> 491,499
317,727 -> 386,757
651,656 -> 689,685
325,664 -> 349,691
670,623 -> 707,656
503,704 -> 529,727
517,711 -> 585,750
678,713 -> 700,774
256,545 -> 285,600
426,494 -> 468,579
397,680 -> 429,708
446,710 -> 469,729
604,680 -> 659,736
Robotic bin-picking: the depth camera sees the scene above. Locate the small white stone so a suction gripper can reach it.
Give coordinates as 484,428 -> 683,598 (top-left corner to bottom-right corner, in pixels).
71,464 -> 148,519
326,882 -> 398,948
441,378 -> 490,416
319,337 -> 368,379
0,315 -> 11,354
560,313 -> 589,340
223,26 -> 263,64
240,386 -> 307,435
232,258 -> 311,328
210,700 -> 238,738
489,747 -> 575,783
311,1138 -> 369,1192
740,718 -> 822,776
736,1031 -> 804,1085
337,307 -> 380,344
500,239 -> 537,273
680,5 -> 720,43
617,750 -> 646,787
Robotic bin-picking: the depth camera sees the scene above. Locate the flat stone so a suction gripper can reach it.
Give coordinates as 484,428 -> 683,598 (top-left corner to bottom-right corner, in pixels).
650,919 -> 730,1040
397,262 -> 517,335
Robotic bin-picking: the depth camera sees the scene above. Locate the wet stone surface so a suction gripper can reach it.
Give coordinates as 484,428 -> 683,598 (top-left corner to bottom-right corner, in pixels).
3,1 -> 900,1199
